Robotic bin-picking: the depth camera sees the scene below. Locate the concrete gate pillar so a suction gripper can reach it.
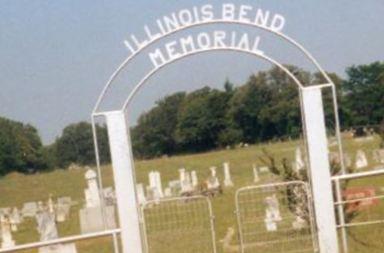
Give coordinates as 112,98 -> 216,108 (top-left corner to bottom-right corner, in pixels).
301,86 -> 339,253
105,111 -> 144,253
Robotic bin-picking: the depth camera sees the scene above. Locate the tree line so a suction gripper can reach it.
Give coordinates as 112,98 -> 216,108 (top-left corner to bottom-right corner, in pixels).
0,62 -> 383,175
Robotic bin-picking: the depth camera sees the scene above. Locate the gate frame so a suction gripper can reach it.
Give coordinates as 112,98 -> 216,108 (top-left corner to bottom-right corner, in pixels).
92,17 -> 344,253
140,195 -> 217,253
235,181 -> 318,253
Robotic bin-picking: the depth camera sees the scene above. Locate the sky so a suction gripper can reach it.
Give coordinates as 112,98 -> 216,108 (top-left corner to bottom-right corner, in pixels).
0,0 -> 383,144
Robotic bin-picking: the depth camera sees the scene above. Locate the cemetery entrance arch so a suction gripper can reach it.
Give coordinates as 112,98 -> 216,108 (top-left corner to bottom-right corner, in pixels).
92,8 -> 345,253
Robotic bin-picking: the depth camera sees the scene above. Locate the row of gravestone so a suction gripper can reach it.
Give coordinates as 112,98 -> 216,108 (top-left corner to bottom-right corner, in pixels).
329,148 -> 384,170
294,146 -> 384,172
136,162 -> 273,205
0,169 -> 117,252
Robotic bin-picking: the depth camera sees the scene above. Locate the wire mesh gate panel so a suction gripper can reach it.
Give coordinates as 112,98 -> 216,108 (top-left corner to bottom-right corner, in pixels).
141,196 -> 217,253
236,181 -> 317,253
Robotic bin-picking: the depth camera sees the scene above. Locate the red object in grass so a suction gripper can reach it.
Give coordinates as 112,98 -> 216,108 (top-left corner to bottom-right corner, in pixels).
342,187 -> 379,213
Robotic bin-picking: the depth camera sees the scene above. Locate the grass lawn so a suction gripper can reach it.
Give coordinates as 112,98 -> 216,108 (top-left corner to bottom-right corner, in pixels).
0,135 -> 383,253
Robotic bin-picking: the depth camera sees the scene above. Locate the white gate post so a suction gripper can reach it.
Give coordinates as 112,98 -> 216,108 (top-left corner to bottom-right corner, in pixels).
301,87 -> 339,253
105,111 -> 144,253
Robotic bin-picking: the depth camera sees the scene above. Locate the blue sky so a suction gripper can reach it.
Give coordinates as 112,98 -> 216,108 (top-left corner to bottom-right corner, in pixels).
0,0 -> 383,144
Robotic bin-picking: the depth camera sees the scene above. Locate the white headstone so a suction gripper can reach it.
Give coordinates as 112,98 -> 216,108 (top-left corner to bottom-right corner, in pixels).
154,171 -> 164,198
21,202 -> 38,218
47,195 -> 55,214
191,170 -> 198,188
294,147 -> 305,172
79,170 -> 116,235
56,197 -> 72,223
259,166 -> 269,173
10,207 -> 21,224
36,211 -> 58,242
84,169 -> 101,208
373,149 -> 384,164
292,216 -> 307,230
223,162 -> 234,187
265,194 -> 282,222
355,150 -> 368,169
207,167 -> 220,190
79,205 -> 116,234
252,165 -> 260,183
179,168 -> 193,193
168,180 -> 181,196
37,210 -> 77,253
1,215 -> 15,249
149,171 -> 164,199
136,184 -> 146,205
264,212 -> 277,232
9,208 -> 20,232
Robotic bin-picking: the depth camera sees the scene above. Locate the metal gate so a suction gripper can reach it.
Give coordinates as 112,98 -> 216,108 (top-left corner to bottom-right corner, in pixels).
236,181 -> 317,253
141,196 -> 217,253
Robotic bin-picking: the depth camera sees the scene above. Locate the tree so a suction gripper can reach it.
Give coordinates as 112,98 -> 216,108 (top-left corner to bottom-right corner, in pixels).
0,117 -> 48,175
175,87 -> 229,152
131,92 -> 186,158
53,122 -> 110,168
342,62 -> 384,127
227,66 -> 310,143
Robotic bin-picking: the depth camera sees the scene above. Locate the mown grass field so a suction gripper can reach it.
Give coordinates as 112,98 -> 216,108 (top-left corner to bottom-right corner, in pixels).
0,135 -> 383,253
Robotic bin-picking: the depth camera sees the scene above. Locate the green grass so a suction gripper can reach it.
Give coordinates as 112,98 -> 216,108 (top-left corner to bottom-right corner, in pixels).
0,135 -> 383,253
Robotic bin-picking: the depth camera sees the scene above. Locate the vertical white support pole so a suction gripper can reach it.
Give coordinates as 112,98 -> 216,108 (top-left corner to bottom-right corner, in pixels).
105,111 -> 144,253
301,87 -> 339,253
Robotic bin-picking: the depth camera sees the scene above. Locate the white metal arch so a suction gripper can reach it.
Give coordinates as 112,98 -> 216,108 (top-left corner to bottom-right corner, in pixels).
92,19 -> 337,114
92,18 -> 344,253
92,19 -> 345,172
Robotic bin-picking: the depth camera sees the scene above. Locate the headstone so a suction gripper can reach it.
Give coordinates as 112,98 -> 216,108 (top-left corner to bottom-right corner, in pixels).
154,171 -> 164,198
264,215 -> 277,232
355,150 -> 368,169
223,162 -> 234,187
294,147 -> 305,172
36,211 -> 58,242
79,205 -> 116,234
265,194 -> 282,222
103,187 -> 116,205
136,184 -> 146,205
1,215 -> 15,249
252,165 -> 260,183
84,169 -> 101,208
191,170 -> 198,188
56,197 -> 72,223
79,170 -> 116,234
292,216 -> 307,230
329,152 -> 352,168
47,195 -> 55,214
179,168 -> 193,193
207,167 -> 220,190
259,166 -> 269,173
373,149 -> 384,164
168,180 -> 181,196
149,171 -> 163,199
264,194 -> 282,232
145,185 -> 154,201
9,208 -> 21,232
37,210 -> 77,253
22,202 -> 38,218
